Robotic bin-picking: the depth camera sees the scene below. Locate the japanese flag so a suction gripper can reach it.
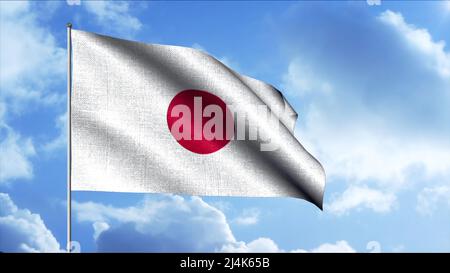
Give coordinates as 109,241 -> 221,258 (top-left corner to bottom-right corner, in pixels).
70,30 -> 325,208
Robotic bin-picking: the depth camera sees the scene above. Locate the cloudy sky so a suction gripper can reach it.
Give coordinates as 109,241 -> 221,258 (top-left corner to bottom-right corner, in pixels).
1,0 -> 450,252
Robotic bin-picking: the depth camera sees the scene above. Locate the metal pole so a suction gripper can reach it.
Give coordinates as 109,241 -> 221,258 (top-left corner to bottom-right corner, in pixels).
66,22 -> 72,253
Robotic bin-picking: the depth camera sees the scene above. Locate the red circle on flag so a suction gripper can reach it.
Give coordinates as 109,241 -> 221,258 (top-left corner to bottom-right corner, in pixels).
167,90 -> 233,154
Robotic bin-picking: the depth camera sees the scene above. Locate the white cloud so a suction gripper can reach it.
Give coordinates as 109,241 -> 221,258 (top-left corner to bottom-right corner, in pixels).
379,10 -> 450,78
0,1 -> 65,111
295,92 -> 450,215
0,0 -> 28,17
93,221 -> 110,240
309,240 -> 356,252
82,1 -> 142,36
42,112 -> 67,153
0,1 -> 67,183
367,0 -> 381,6
326,186 -> 397,215
66,0 -> 81,6
282,58 -> 333,96
296,95 -> 450,214
416,186 -> 450,215
74,195 -> 356,252
0,101 -> 5,121
223,238 -> 355,253
292,240 -> 356,253
232,208 -> 260,226
221,237 -> 281,253
298,104 -> 450,190
74,195 -> 236,252
0,193 -> 61,252
282,8 -> 450,215
0,124 -> 35,183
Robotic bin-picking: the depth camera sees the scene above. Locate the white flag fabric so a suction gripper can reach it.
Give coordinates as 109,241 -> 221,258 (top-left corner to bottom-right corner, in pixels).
71,30 -> 326,208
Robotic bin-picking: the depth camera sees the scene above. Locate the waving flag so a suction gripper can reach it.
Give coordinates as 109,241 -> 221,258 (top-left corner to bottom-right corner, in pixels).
69,29 -> 325,208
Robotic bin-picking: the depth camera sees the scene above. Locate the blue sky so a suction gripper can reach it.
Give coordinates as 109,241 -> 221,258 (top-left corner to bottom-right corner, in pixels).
1,0 -> 450,252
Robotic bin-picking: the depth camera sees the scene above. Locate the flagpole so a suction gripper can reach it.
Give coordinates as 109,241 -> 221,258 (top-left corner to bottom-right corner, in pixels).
66,22 -> 72,253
